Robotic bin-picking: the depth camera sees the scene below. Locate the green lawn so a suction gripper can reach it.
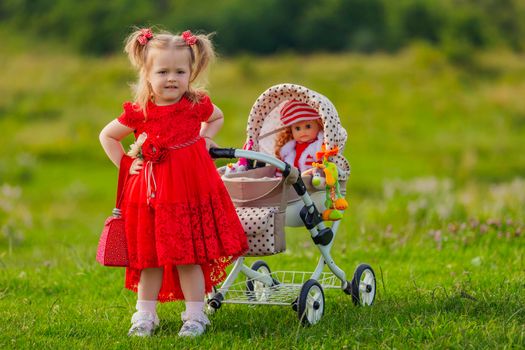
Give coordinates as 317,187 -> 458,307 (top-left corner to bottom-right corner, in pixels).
0,44 -> 524,349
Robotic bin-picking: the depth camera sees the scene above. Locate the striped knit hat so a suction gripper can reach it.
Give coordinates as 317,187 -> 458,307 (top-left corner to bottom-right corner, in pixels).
280,100 -> 320,126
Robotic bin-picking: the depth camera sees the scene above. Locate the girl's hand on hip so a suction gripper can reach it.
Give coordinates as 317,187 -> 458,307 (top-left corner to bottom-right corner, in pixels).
204,137 -> 218,151
130,158 -> 144,175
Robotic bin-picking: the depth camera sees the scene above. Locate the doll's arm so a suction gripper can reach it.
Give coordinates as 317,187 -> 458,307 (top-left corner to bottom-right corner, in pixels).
99,119 -> 134,168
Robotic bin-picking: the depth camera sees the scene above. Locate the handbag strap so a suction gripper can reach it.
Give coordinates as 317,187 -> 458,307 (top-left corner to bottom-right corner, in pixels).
115,155 -> 133,209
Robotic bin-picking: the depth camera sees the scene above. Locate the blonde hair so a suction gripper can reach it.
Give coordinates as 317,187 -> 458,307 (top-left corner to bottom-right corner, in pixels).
123,27 -> 216,116
274,119 -> 324,159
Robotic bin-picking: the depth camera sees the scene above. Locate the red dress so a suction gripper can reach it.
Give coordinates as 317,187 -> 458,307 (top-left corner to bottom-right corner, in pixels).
117,95 -> 248,302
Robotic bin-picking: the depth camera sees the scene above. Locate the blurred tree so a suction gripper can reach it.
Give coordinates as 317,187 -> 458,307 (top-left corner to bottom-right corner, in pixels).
0,0 -> 524,55
399,0 -> 444,45
294,0 -> 386,52
212,0 -> 312,54
475,0 -> 525,50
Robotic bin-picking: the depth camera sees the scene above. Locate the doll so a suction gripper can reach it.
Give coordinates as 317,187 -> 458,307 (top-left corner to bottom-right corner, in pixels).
274,100 -> 324,175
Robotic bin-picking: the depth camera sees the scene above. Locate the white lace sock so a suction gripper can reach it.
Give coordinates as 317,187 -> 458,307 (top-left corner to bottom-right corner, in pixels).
185,301 -> 205,319
136,300 -> 158,316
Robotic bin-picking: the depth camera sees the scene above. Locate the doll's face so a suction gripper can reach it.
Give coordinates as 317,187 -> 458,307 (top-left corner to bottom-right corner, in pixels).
291,119 -> 321,144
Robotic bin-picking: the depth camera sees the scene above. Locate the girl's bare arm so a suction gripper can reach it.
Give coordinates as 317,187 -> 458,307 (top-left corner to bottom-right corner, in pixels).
200,104 -> 224,140
99,120 -> 134,167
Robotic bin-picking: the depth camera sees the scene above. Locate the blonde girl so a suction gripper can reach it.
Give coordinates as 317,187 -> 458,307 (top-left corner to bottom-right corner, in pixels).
99,28 -> 248,338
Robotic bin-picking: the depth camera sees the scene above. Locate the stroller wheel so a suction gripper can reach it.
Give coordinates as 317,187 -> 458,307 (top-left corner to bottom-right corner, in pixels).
291,297 -> 298,312
246,260 -> 273,301
350,264 -> 376,306
297,279 -> 325,326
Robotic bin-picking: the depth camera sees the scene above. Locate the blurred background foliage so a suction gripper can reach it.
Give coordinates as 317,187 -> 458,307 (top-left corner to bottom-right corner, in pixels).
0,2 -> 524,347
1,0 -> 525,60
0,0 -> 523,217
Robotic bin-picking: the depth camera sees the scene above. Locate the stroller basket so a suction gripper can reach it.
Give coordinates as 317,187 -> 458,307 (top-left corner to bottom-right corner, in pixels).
221,165 -> 331,207
221,271 -> 340,306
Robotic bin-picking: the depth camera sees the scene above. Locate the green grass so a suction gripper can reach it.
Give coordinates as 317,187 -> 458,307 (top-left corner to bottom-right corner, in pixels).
0,43 -> 524,349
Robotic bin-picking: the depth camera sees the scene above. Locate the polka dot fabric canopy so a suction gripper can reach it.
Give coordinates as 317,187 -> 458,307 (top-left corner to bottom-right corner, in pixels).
245,83 -> 350,180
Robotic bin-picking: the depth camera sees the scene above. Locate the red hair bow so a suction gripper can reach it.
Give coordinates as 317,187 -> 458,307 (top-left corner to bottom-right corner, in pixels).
137,28 -> 153,45
182,30 -> 197,46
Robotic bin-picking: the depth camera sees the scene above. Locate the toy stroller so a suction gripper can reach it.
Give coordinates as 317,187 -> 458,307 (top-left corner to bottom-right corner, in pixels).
208,83 -> 376,325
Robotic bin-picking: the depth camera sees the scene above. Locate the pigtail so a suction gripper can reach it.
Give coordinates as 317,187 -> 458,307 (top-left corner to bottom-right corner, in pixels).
123,27 -> 156,117
185,33 -> 216,102
124,28 -> 152,69
190,33 -> 216,83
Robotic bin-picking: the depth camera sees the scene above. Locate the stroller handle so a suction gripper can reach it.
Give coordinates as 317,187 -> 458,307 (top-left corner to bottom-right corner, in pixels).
209,147 -> 290,173
209,147 -> 237,159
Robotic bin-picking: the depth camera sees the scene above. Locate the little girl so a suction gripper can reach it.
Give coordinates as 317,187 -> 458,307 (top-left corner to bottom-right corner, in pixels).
275,99 -> 324,173
99,28 -> 248,338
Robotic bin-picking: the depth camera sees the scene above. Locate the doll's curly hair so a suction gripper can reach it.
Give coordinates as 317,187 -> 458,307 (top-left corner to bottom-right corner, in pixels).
274,127 -> 293,159
274,119 -> 324,159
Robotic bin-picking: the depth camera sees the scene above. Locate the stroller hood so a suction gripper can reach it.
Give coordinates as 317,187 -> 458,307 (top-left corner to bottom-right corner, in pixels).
245,83 -> 350,180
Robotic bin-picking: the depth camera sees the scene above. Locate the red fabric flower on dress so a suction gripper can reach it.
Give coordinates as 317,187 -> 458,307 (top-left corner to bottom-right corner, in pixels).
181,30 -> 197,46
142,138 -> 168,163
137,28 -> 153,45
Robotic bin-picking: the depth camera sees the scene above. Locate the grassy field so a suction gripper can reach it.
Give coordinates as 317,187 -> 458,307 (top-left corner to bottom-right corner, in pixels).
0,43 -> 524,349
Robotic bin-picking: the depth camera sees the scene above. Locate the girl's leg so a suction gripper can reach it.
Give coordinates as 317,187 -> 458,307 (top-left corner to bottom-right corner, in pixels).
176,264 -> 205,301
128,267 -> 163,337
176,264 -> 209,337
136,267 -> 163,316
138,267 -> 164,300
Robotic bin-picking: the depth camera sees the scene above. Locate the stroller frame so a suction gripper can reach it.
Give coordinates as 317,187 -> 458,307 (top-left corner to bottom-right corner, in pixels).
208,149 -> 377,325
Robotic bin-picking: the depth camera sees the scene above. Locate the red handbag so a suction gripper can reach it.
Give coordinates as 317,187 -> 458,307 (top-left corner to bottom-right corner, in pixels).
96,156 -> 133,267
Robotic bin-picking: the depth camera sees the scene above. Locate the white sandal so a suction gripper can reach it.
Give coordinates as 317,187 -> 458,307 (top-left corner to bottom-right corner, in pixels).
128,311 -> 159,337
178,311 -> 210,337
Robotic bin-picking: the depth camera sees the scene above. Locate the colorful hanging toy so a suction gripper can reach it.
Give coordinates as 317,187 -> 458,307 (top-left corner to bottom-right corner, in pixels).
312,144 -> 348,221
224,140 -> 254,175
